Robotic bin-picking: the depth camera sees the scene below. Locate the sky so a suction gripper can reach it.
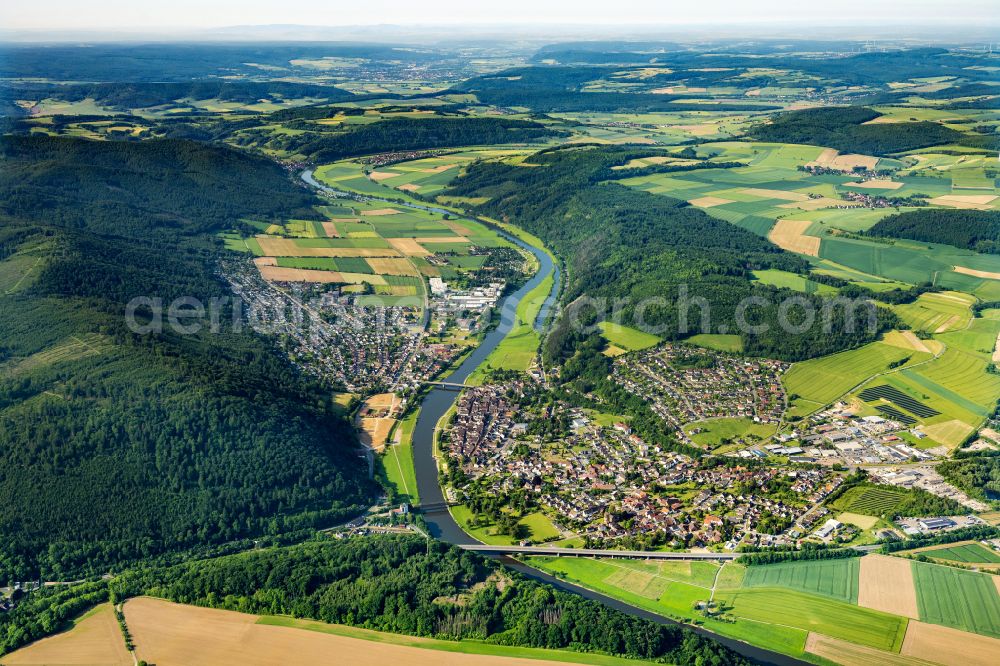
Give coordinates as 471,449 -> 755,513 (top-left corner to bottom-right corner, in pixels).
4,0 -> 999,31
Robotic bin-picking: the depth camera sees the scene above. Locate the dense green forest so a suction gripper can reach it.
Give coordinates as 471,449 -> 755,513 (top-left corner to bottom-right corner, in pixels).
748,107 -> 965,155
5,81 -> 357,112
446,144 -> 896,363
867,209 -> 1000,253
938,452 -> 1000,503
0,136 -> 376,579
240,116 -> 565,161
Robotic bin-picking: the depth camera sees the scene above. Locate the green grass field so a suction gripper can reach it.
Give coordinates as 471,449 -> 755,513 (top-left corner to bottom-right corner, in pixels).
752,269 -> 838,295
918,543 -> 1000,564
377,411 -> 419,505
912,561 -> 1000,638
741,558 -> 860,603
686,333 -> 744,352
783,342 -> 926,416
684,418 -> 777,449
598,321 -> 662,351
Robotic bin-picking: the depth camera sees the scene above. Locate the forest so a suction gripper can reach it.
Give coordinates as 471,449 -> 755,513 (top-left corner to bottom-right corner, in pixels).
0,136 -> 376,579
4,80 -> 357,112
938,451 -> 1000,503
867,209 -> 1000,253
268,116 -> 564,162
748,106 -> 966,155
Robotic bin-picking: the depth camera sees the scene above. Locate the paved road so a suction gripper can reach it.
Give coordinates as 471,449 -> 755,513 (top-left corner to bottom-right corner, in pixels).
460,545 -> 739,560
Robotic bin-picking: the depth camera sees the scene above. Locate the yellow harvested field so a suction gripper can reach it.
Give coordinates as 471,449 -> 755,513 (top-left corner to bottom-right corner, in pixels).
920,419 -> 975,447
954,265 -> 1000,280
673,123 -> 718,136
397,183 -> 421,191
414,236 -> 471,244
321,222 -> 339,237
777,197 -> 851,211
255,237 -> 398,258
442,220 -> 474,235
366,257 -> 420,276
4,603 -> 132,666
930,195 -> 998,210
258,266 -> 387,285
332,217 -> 361,223
688,196 -> 735,208
741,188 -> 810,201
362,208 -> 402,216
768,219 -> 821,256
883,330 -> 931,354
420,163 -> 459,173
901,620 -> 1000,666
258,266 -> 343,283
805,632 -> 936,666
359,417 -> 396,450
848,180 -> 904,190
838,512 -> 879,529
125,597 -> 581,666
363,392 -> 398,410
388,238 -> 432,256
807,149 -> 880,172
857,554 -> 919,619
254,256 -> 277,266
368,171 -> 401,181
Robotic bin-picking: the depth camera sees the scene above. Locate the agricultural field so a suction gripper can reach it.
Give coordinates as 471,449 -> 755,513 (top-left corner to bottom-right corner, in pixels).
782,341 -> 928,416
224,191 -> 512,298
909,542 -> 1000,564
830,486 -> 906,516
741,558 -> 860,603
911,563 -> 1000,638
119,596 -> 641,666
3,603 -> 132,665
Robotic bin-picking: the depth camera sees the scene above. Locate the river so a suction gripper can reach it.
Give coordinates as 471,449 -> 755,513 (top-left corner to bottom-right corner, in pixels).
301,169 -> 806,666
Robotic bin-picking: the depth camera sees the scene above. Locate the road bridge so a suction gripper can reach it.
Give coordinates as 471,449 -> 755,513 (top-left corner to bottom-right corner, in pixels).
458,545 -> 739,560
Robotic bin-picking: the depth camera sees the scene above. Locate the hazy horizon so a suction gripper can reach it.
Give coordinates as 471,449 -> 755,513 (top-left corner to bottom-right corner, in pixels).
3,0 -> 1000,41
